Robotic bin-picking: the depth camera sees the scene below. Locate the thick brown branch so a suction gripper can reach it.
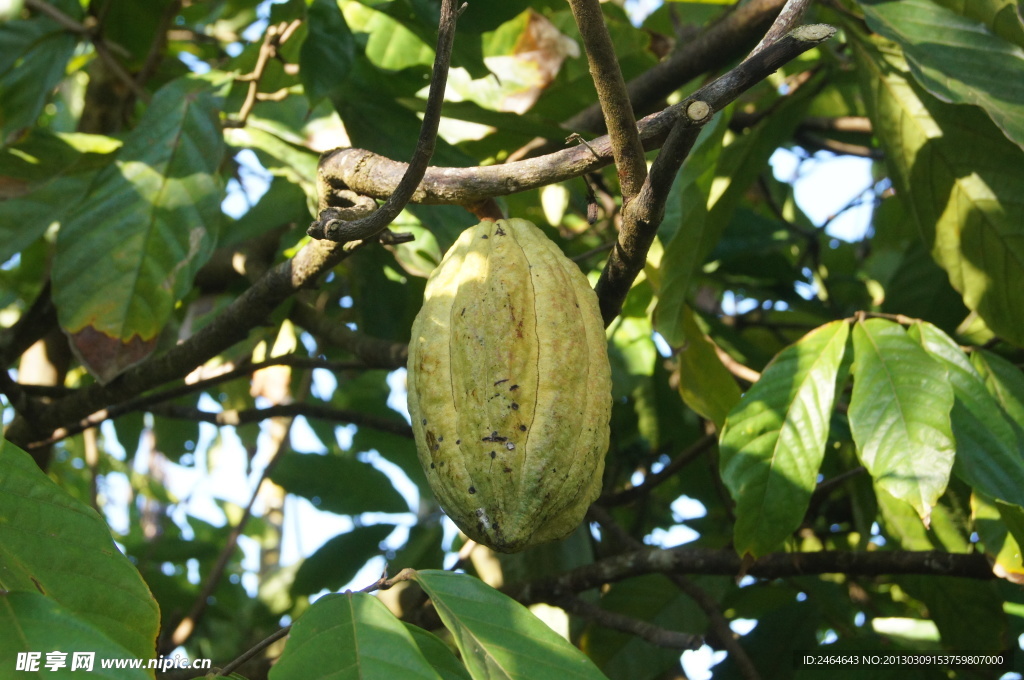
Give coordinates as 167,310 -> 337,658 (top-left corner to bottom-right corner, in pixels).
568,0 -> 647,202
509,547 -> 994,605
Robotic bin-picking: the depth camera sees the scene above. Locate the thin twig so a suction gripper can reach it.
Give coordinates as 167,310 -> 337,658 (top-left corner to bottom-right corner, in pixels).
148,402 -> 413,438
163,391 -> 301,654
307,0 -> 464,243
567,0 -> 647,202
24,355 -> 372,448
601,434 -> 716,506
216,626 -> 290,678
555,594 -> 703,650
587,505 -> 761,680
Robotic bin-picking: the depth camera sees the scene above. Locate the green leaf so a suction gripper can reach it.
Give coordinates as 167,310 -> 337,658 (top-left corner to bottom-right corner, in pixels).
0,592 -> 150,680
909,321 -> 1024,507
301,0 -> 355,104
52,77 -> 225,383
0,132 -> 119,263
848,318 -> 955,523
672,305 -> 741,428
656,86 -> 812,344
897,575 -> 1008,650
653,111 -> 727,345
853,35 -> 1024,345
269,451 -> 410,515
270,592 -> 442,680
403,624 -> 472,680
719,320 -> 850,557
291,524 -> 395,596
860,0 -> 1024,151
0,440 -> 160,664
973,492 -> 1024,583
970,348 -> 1024,426
0,11 -> 77,142
411,570 -> 608,680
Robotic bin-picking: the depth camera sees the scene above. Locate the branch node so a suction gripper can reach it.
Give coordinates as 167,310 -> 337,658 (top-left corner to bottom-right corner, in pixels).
686,100 -> 711,122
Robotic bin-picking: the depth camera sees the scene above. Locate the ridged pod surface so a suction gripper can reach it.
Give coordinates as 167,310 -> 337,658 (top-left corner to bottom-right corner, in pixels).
407,219 -> 611,553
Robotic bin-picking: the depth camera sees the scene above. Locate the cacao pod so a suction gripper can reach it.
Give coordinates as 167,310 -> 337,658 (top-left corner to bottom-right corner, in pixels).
407,218 -> 612,553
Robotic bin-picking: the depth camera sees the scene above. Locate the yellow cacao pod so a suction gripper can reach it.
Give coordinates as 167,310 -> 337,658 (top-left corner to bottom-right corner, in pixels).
407,218 -> 612,553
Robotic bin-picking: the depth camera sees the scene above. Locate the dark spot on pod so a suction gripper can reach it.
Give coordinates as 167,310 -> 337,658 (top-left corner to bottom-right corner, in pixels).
421,418 -> 427,425
494,378 -> 509,386
468,486 -> 476,494
481,234 -> 489,239
511,403 -> 519,410
439,461 -> 445,467
456,439 -> 461,445
510,385 -> 519,391
430,463 -> 435,469
460,307 -> 466,316
495,226 -> 506,236
490,451 -> 496,459
552,468 -> 557,473
433,444 -> 440,451
492,522 -> 499,532
503,467 -> 512,473
477,522 -> 485,532
519,425 -> 527,432
476,509 -> 484,517
482,431 -> 507,443
438,436 -> 444,442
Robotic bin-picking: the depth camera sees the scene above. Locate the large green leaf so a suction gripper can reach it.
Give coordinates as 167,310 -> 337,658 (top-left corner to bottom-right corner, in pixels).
970,348 -> 1024,426
909,321 -> 1024,508
291,524 -> 395,596
0,592 -> 149,680
269,451 -> 410,515
52,76 -> 225,383
930,0 -> 1024,48
672,304 -> 741,428
719,320 -> 849,557
973,492 -> 1024,583
270,592 -> 442,680
0,440 -> 160,665
301,0 -> 356,104
0,5 -> 78,142
0,131 -> 120,263
848,319 -> 955,523
860,0 -> 1024,151
411,570 -> 608,680
655,85 -> 813,344
403,624 -> 472,680
853,35 -> 1024,346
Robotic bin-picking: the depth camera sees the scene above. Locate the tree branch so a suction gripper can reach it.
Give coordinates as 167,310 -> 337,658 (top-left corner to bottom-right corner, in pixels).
148,402 -> 413,438
749,0 -> 814,56
560,0 -> 789,140
567,0 -> 647,202
508,547 -> 994,606
307,0 -> 463,243
17,199 -> 374,445
316,26 -> 837,208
